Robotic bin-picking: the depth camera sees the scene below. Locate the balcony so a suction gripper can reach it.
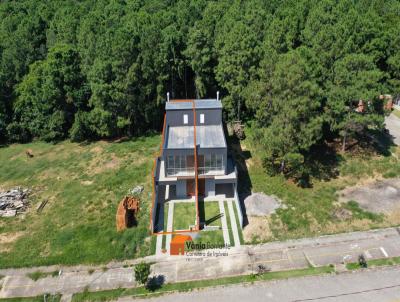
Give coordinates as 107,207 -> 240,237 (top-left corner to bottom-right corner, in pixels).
166,166 -> 225,177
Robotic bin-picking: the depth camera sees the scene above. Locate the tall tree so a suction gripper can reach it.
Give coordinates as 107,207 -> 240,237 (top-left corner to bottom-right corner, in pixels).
8,44 -> 89,141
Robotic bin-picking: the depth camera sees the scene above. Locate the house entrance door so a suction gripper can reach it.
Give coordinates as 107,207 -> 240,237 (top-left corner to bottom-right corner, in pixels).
186,179 -> 195,196
186,179 -> 205,196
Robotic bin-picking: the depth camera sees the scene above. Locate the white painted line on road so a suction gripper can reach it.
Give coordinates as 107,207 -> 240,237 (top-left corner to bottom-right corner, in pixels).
380,247 -> 389,258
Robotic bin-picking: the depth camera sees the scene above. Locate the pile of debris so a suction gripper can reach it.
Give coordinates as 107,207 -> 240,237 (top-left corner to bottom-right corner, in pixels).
0,187 -> 30,217
116,196 -> 140,231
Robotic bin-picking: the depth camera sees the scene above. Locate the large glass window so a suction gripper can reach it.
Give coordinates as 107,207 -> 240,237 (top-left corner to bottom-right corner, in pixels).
167,154 -> 223,175
201,154 -> 223,174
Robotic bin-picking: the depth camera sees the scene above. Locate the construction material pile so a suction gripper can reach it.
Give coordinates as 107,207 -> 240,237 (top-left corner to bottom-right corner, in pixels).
116,196 -> 140,231
0,187 -> 30,217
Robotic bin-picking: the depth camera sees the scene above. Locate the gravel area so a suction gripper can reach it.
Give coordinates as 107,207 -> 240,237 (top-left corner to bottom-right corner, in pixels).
339,178 -> 400,214
244,193 -> 282,216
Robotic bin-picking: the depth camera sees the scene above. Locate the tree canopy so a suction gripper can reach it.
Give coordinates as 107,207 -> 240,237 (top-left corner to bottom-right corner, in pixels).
0,0 -> 399,177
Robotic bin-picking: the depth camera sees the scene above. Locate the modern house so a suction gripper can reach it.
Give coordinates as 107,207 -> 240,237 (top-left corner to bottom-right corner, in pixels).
150,97 -> 242,233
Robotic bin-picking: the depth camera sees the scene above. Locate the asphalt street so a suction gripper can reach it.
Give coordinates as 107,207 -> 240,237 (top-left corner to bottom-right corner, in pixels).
2,227 -> 400,300
122,266 -> 400,302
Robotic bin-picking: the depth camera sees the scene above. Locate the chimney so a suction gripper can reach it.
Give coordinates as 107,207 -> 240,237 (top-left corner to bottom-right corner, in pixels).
217,91 -> 220,101
167,92 -> 170,102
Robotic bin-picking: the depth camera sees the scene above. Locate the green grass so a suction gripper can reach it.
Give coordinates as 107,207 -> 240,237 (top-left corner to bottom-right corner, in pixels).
233,124 -> 400,242
224,201 -> 234,245
392,109 -> 400,119
343,200 -> 383,222
202,201 -> 222,227
173,202 -> 196,230
0,135 -> 160,268
193,230 -> 224,246
71,266 -> 334,301
0,294 -> 61,302
346,256 -> 400,270
27,270 -> 59,281
231,201 -> 244,245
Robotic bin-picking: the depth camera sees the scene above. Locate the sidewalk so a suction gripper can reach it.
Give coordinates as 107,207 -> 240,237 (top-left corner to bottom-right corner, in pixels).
1,227 -> 400,299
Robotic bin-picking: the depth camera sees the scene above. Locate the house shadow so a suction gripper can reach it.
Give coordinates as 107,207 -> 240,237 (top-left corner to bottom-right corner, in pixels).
224,123 -> 252,228
198,198 -> 206,229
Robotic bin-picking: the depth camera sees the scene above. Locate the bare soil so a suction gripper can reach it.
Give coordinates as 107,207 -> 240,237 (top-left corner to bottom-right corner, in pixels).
339,178 -> 400,214
243,216 -> 272,242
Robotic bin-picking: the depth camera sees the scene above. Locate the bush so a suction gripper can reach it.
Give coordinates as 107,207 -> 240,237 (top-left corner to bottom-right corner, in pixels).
134,262 -> 151,285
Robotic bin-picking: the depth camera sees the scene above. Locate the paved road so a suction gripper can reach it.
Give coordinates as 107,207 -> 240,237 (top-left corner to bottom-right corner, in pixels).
386,113 -> 400,145
121,266 -> 400,302
1,227 -> 400,299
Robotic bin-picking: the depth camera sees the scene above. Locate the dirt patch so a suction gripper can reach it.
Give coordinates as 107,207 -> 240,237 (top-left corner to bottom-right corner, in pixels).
243,216 -> 272,242
339,178 -> 400,214
244,193 -> 282,216
81,180 -> 94,186
90,146 -> 103,154
0,231 -> 24,252
89,153 -> 121,175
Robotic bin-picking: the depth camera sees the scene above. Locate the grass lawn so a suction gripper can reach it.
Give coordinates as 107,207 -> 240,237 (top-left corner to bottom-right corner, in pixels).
346,256 -> 400,270
193,230 -> 224,245
224,201 -> 234,244
0,135 -> 160,268
199,201 -> 222,227
173,202 -> 196,231
231,124 -> 400,243
71,266 -> 334,301
393,109 -> 400,119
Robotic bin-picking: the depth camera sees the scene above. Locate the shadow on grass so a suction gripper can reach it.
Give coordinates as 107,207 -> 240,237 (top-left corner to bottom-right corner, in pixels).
224,124 -> 252,228
367,128 -> 396,156
146,275 -> 165,291
305,143 -> 342,182
205,213 -> 223,225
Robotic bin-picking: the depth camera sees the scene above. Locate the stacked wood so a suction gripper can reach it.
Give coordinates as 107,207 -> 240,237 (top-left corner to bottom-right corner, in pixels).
0,187 -> 30,217
116,196 -> 140,231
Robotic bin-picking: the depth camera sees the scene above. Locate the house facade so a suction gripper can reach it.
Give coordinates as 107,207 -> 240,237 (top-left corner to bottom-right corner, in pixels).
159,99 -> 236,196
151,98 -> 241,232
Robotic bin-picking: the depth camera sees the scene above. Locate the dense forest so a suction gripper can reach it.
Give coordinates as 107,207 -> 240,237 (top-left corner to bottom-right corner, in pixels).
0,0 -> 399,177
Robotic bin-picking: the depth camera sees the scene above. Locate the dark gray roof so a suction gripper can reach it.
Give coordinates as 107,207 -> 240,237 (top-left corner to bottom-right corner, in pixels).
166,125 -> 226,149
165,99 -> 222,110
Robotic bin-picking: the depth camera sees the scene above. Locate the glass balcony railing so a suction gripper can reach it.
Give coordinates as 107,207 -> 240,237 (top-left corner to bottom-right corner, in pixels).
166,166 -> 224,176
